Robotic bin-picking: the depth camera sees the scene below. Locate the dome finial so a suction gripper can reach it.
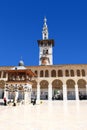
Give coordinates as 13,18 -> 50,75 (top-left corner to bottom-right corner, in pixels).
44,16 -> 47,25
18,56 -> 24,66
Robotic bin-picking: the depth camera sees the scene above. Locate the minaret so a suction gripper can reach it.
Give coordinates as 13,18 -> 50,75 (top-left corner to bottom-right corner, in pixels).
37,17 -> 54,65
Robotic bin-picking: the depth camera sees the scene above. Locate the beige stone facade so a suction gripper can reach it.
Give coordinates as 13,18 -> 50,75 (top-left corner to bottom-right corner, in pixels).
0,64 -> 87,101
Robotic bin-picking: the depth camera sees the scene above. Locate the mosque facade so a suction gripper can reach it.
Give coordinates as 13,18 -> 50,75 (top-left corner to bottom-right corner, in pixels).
0,18 -> 87,101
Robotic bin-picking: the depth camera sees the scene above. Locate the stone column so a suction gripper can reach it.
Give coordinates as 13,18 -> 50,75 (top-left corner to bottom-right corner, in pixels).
6,73 -> 8,79
48,82 -> 52,100
75,83 -> 79,100
86,84 -> 87,99
24,91 -> 29,104
37,83 -> 40,101
14,91 -> 19,103
63,84 -> 67,100
1,71 -> 3,78
4,90 -> 8,101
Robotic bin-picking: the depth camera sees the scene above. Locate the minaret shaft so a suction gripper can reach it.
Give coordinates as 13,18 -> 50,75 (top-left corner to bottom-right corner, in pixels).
38,17 -> 54,66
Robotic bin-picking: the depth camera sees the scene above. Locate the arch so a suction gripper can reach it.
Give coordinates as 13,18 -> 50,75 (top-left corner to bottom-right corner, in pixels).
70,70 -> 74,77
66,79 -> 75,88
77,79 -> 86,100
52,79 -> 63,88
40,80 -> 49,88
45,70 -> 49,77
58,70 -> 63,77
40,70 -> 44,77
40,80 -> 49,100
66,79 -> 75,100
77,70 -> 80,76
32,80 -> 37,88
65,70 -> 69,77
77,79 -> 86,87
82,69 -> 85,77
52,79 -> 63,100
51,70 -> 56,77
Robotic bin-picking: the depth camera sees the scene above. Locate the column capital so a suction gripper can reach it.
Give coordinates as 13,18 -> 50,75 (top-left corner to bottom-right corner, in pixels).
63,84 -> 66,86
75,81 -> 78,85
48,82 -> 52,87
37,82 -> 40,86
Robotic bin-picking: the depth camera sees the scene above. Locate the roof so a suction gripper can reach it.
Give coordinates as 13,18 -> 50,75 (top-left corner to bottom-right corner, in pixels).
0,64 -> 87,70
3,69 -> 37,77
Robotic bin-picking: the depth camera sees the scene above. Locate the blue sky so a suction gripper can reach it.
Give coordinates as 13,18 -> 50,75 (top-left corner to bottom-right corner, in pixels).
0,0 -> 87,66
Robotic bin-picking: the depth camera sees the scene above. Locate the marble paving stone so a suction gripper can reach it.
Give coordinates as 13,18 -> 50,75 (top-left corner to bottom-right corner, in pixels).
0,101 -> 87,130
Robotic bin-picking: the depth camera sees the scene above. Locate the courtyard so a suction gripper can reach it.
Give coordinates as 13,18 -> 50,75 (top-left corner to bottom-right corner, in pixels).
0,101 -> 87,130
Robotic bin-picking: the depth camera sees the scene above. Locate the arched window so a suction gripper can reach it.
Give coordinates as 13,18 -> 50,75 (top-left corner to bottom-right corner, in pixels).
58,70 -> 63,77
82,69 -> 85,76
45,70 -> 49,77
65,70 -> 69,77
43,49 -> 48,55
51,70 -> 56,77
77,70 -> 80,76
3,72 -> 6,78
35,70 -> 38,76
40,70 -> 44,77
70,70 -> 74,77
0,71 -> 1,78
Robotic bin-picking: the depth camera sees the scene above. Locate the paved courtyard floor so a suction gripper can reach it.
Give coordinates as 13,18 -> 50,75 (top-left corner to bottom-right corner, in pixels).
0,101 -> 87,130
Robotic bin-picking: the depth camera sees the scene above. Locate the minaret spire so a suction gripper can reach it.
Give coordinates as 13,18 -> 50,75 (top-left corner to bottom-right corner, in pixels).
42,17 -> 48,40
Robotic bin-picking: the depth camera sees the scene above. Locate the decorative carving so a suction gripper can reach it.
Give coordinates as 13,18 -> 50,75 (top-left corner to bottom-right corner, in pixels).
0,80 -> 5,89
66,79 -> 75,88
78,79 -> 86,88
52,80 -> 63,88
40,80 -> 49,88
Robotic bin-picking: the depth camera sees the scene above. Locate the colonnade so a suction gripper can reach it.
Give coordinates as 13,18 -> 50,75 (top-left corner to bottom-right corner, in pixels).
35,80 -> 87,101
3,80 -> 87,102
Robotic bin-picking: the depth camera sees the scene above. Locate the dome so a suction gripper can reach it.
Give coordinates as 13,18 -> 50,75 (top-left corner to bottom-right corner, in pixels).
18,60 -> 24,66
